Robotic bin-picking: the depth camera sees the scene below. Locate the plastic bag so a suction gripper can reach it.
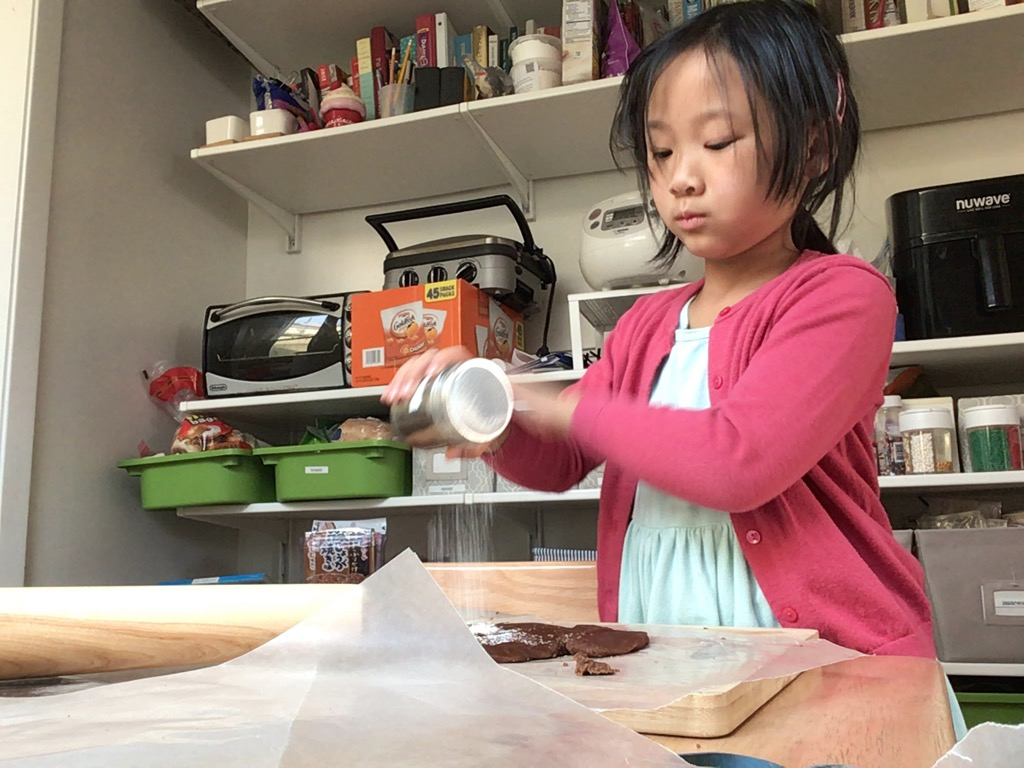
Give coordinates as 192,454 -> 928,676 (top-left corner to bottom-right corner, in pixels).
604,1 -> 642,77
303,519 -> 388,584
171,414 -> 256,454
142,361 -> 203,422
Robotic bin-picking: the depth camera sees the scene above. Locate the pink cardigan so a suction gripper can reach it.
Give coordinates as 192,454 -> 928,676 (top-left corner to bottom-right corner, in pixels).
490,252 -> 936,657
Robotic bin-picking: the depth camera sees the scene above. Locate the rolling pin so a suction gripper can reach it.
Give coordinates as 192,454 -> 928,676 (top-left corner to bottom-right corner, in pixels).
0,561 -> 598,681
0,583 -> 354,680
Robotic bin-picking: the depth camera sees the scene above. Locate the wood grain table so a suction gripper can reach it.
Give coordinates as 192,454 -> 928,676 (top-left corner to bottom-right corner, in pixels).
654,654 -> 955,768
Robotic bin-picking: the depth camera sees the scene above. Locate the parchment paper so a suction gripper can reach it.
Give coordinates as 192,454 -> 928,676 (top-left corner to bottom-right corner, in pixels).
506,624 -> 862,711
0,550 -> 690,767
930,723 -> 1024,767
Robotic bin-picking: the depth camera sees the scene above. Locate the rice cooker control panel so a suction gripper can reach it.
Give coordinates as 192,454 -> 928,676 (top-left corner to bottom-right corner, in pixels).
585,198 -> 656,238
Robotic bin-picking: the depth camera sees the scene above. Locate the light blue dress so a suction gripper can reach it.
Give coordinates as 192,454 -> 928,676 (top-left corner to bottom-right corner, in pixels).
615,298 -> 968,739
618,298 -> 778,629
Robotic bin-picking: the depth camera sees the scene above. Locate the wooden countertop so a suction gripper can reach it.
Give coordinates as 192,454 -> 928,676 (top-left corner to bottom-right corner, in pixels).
655,654 -> 955,768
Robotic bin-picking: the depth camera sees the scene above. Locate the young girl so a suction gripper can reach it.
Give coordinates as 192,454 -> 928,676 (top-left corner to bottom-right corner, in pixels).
383,0 -> 934,660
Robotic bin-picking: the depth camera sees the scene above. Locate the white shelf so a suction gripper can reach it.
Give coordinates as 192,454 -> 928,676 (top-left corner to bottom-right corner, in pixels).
180,368 -> 583,440
842,5 -> 1024,131
192,4 -> 1024,219
192,106 -> 505,215
197,0 -> 561,79
177,487 -> 600,524
890,332 -> 1024,388
880,470 -> 1024,493
943,662 -> 1024,678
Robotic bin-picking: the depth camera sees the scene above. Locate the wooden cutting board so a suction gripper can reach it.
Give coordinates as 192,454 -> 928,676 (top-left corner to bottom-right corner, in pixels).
512,626 -> 823,745
596,627 -> 819,738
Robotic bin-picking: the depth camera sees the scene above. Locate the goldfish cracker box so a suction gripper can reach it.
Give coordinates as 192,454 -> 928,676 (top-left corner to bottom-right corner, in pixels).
350,280 -> 525,387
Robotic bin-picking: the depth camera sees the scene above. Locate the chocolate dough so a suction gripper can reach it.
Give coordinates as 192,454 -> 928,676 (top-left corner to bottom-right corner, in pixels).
563,624 -> 650,658
473,622 -> 567,663
573,653 -> 617,676
473,622 -> 649,665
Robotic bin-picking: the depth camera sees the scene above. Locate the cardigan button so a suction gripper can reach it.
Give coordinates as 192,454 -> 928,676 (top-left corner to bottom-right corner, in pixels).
781,607 -> 799,623
711,374 -> 723,389
718,306 -> 731,317
745,529 -> 761,544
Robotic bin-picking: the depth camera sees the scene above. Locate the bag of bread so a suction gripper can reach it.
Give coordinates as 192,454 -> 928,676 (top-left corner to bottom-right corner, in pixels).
170,414 -> 256,454
339,417 -> 394,442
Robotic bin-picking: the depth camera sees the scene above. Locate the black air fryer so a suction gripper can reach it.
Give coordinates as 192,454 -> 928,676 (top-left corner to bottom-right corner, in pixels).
888,174 -> 1024,340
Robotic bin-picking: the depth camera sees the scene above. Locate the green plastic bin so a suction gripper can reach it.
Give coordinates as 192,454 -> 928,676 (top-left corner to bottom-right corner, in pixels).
118,449 -> 276,509
956,693 -> 1024,728
254,440 -> 411,501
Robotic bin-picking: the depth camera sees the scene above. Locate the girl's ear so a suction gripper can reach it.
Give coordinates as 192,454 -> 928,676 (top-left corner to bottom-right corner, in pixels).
804,125 -> 830,181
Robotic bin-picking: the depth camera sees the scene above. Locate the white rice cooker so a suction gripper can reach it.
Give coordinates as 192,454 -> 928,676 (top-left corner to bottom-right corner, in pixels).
579,191 -> 704,290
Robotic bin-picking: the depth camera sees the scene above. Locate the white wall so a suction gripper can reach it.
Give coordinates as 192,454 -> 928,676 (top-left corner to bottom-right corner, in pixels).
25,0 -> 252,586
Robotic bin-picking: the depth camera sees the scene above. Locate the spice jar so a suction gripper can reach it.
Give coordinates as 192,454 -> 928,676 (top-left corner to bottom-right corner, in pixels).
873,395 -> 906,476
389,358 -> 514,448
899,408 -> 956,474
963,404 -> 1023,472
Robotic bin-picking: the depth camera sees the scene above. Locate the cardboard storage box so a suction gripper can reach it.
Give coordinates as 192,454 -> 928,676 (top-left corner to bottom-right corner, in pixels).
916,528 -> 1024,663
349,279 -> 524,387
413,447 -> 495,495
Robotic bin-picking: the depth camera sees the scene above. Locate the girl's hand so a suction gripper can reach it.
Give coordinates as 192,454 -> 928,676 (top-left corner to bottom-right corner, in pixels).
512,382 -> 582,441
380,346 -> 474,405
380,346 -> 507,457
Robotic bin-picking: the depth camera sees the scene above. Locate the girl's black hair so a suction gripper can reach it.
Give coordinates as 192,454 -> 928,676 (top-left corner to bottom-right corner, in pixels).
610,0 -> 859,264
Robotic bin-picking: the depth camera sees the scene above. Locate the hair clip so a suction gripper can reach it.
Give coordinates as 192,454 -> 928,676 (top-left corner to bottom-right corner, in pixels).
835,73 -> 846,124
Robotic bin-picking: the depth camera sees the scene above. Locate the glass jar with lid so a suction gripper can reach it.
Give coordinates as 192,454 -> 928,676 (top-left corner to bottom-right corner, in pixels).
899,408 -> 956,474
963,403 -> 1023,472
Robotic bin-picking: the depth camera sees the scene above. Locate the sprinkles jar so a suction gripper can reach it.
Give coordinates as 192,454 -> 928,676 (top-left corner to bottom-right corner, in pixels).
963,404 -> 1023,472
899,408 -> 956,474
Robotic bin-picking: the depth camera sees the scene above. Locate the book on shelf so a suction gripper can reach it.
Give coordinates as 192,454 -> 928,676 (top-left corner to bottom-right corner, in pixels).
415,13 -> 436,67
435,12 -> 458,67
487,33 -> 499,70
471,24 -> 493,66
355,36 -> 375,119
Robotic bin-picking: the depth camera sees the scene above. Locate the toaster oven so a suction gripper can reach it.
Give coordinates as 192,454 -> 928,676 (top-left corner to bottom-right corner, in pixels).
202,292 -> 362,398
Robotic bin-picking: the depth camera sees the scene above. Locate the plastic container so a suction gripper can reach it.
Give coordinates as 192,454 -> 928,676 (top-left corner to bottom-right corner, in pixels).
874,395 -> 906,475
955,692 -> 1024,728
254,440 -> 411,501
510,57 -> 562,93
899,407 -> 956,474
508,33 -> 561,66
118,449 -> 276,509
963,403 -> 1023,472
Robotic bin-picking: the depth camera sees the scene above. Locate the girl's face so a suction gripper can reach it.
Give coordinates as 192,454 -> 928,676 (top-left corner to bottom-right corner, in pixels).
645,49 -> 800,265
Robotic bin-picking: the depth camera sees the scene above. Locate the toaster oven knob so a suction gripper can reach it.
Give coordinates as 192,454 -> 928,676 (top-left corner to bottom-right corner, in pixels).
427,265 -> 448,283
456,262 -> 477,284
399,270 -> 419,287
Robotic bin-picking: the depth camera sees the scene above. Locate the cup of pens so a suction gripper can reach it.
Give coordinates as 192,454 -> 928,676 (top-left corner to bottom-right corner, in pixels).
379,83 -> 414,118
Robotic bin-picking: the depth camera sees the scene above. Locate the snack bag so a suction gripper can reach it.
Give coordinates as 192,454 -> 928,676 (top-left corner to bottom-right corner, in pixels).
421,307 -> 447,348
303,519 -> 387,584
380,300 -> 426,364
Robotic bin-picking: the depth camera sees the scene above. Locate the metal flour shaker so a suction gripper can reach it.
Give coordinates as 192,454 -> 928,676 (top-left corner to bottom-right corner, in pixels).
389,358 -> 514,447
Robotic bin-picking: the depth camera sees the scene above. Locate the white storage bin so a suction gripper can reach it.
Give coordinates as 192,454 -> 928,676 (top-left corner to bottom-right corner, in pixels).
412,447 -> 494,495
